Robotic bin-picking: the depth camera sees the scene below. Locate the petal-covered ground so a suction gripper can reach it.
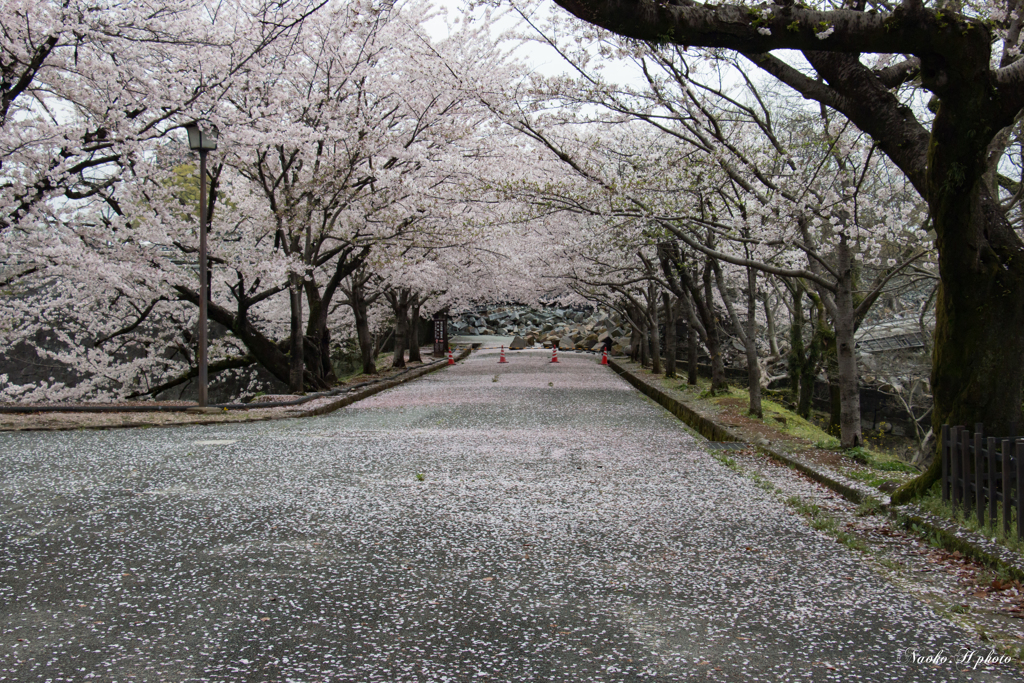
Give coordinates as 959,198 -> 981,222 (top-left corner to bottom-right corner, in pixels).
0,349 -> 1018,681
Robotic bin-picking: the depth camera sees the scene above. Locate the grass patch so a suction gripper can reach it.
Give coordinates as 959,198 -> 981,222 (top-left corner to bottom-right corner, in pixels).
855,496 -> 883,517
712,452 -> 741,472
845,468 -> 906,489
917,485 -> 1024,557
785,495 -> 869,553
877,557 -> 907,573
750,472 -> 779,494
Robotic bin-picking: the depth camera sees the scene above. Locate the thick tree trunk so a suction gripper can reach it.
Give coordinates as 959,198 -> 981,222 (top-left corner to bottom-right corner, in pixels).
350,285 -> 376,376
762,290 -> 779,356
302,245 -> 370,388
648,283 -> 661,375
687,324 -> 699,385
834,236 -> 862,448
681,292 -> 700,385
703,266 -> 728,393
408,294 -> 422,363
629,305 -> 642,362
663,293 -> 677,378
798,317 -> 821,419
714,262 -> 760,416
388,289 -> 411,369
825,348 -> 840,435
288,276 -> 304,393
788,287 -> 804,401
640,324 -> 650,367
744,268 -> 762,418
895,130 -> 1024,502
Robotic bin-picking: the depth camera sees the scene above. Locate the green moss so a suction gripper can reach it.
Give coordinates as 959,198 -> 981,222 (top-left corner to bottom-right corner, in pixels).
712,452 -> 741,472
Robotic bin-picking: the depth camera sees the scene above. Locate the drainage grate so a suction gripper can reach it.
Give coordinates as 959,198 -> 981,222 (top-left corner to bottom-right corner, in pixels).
705,441 -> 750,451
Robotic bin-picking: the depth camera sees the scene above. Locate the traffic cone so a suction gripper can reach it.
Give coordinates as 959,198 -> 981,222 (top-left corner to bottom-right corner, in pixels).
498,345 -> 508,363
448,349 -> 454,365
550,346 -> 559,363
601,348 -> 608,365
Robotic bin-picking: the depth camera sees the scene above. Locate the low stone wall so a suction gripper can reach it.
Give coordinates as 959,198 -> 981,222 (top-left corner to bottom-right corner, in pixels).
608,358 -> 740,443
609,357 -> 882,505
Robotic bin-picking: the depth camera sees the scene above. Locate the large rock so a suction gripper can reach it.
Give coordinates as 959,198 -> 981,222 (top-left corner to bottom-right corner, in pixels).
509,335 -> 529,350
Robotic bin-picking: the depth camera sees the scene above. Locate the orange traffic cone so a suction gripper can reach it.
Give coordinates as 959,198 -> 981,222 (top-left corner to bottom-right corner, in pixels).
550,346 -> 559,363
498,345 -> 508,363
601,348 -> 608,365
448,349 -> 454,365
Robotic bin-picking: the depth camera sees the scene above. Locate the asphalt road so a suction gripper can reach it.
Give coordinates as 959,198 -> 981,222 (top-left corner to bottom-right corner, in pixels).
1,348 -> 1019,682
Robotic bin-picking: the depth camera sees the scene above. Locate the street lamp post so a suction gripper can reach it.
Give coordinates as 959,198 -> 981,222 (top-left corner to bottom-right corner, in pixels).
184,122 -> 218,407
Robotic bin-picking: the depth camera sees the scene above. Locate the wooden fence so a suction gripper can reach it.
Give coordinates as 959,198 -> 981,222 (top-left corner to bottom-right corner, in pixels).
941,424 -> 1023,539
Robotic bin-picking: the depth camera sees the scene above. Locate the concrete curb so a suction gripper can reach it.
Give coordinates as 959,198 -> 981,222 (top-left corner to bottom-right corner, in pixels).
2,349 -> 471,432
302,348 -> 470,418
894,505 -> 1024,581
608,358 -> 1024,579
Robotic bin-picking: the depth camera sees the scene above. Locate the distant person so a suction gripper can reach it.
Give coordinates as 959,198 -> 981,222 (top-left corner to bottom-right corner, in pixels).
602,336 -> 613,354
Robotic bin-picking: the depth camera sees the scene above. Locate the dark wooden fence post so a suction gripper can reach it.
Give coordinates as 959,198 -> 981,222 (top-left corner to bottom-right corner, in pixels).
975,428 -> 984,525
987,436 -> 997,527
1003,438 -> 1012,536
1017,441 -> 1024,542
952,426 -> 963,510
942,424 -> 950,503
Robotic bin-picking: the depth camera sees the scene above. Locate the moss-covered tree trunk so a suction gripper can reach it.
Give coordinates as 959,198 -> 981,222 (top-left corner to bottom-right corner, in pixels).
834,235 -> 862,448
894,64 -> 1024,501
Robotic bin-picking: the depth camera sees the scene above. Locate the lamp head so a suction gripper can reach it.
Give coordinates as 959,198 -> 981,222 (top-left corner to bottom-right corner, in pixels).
184,121 -> 218,151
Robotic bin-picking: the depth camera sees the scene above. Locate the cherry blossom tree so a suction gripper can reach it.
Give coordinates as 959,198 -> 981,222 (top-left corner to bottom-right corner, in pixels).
540,0 -> 1024,496
1,0 -> 531,400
